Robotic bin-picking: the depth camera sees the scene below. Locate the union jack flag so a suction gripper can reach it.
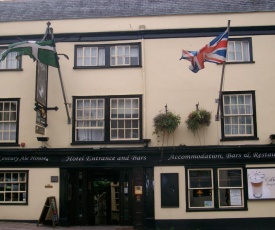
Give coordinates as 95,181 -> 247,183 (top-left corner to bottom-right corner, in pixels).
180,30 -> 228,73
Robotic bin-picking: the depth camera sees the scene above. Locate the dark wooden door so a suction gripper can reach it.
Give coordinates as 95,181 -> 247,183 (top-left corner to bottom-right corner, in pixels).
67,170 -> 89,226
119,169 -> 133,226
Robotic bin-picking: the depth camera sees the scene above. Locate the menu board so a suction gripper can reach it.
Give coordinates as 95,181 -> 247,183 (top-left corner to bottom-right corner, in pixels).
37,196 -> 59,227
230,189 -> 242,206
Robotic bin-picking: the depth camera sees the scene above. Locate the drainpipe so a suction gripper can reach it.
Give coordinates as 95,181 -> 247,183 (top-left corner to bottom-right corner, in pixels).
139,25 -> 147,140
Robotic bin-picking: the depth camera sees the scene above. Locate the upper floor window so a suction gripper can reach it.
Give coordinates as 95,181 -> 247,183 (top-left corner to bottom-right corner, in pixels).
227,38 -> 253,63
110,45 -> 139,66
0,99 -> 20,145
221,91 -> 258,141
0,171 -> 28,204
72,95 -> 142,144
76,47 -> 105,67
187,167 -> 246,211
74,43 -> 141,69
0,48 -> 21,70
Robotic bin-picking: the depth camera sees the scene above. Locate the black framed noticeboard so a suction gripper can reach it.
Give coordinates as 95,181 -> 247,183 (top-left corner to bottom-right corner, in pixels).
161,173 -> 179,208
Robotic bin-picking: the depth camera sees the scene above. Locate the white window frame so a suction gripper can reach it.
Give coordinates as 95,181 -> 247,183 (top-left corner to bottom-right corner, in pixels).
75,43 -> 141,68
0,100 -> 19,144
218,168 -> 244,208
226,38 -> 253,63
223,93 -> 254,137
187,167 -> 246,210
0,171 -> 28,204
76,46 -> 105,67
0,48 -> 21,70
73,95 -> 142,143
188,169 -> 214,209
110,44 -> 139,66
110,97 -> 140,141
75,98 -> 105,141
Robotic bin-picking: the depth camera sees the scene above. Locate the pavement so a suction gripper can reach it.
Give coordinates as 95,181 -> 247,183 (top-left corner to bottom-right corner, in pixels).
0,222 -> 134,230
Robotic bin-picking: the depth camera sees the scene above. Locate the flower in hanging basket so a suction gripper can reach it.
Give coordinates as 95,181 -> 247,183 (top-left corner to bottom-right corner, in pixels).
153,111 -> 181,135
185,109 -> 211,133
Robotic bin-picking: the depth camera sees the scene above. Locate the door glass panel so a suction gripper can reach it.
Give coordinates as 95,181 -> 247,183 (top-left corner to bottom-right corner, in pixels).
78,172 -> 83,221
123,179 -> 129,222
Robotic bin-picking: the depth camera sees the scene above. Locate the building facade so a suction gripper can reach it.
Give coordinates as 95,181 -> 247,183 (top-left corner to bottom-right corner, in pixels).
1,1 -> 275,229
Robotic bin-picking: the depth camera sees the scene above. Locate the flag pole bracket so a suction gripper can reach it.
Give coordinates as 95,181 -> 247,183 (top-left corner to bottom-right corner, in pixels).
46,106 -> 59,111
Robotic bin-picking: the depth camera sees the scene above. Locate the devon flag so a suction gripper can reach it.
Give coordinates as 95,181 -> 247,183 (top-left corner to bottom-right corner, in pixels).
0,40 -> 59,68
180,30 -> 228,73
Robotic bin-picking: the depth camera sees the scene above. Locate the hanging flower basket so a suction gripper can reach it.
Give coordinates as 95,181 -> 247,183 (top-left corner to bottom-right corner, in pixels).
185,109 -> 211,133
153,111 -> 181,136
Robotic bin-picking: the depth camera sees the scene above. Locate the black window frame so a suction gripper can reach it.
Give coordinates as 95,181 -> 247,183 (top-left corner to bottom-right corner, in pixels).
0,98 -> 20,146
186,166 -> 248,212
0,170 -> 29,205
74,42 -> 142,69
0,46 -> 22,71
226,37 -> 254,64
220,90 -> 258,141
72,94 -> 143,145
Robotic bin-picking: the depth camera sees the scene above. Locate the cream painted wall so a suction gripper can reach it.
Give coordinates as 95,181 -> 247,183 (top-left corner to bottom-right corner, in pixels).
154,166 -> 275,220
0,11 -> 274,149
144,34 -> 275,146
0,168 -> 59,220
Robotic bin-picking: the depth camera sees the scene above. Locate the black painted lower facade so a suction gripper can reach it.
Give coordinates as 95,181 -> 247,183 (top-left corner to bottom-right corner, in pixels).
0,144 -> 275,229
155,217 -> 275,230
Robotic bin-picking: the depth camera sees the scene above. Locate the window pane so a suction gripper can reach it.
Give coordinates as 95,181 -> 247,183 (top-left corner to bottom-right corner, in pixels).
111,130 -> 117,139
243,42 -> 249,61
76,129 -> 104,141
224,105 -> 230,115
189,188 -> 213,208
98,48 -> 105,66
132,129 -> 139,138
219,188 -> 243,207
189,170 -> 212,188
219,169 -> 242,187
246,125 -> 252,134
130,46 -> 139,65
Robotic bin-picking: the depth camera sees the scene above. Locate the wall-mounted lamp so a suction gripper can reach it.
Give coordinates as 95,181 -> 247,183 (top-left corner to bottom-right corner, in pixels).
37,137 -> 49,142
143,139 -> 151,148
37,137 -> 49,148
270,134 -> 275,144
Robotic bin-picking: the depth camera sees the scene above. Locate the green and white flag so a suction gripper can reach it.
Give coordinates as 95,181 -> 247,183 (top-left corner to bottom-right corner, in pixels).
0,40 -> 59,68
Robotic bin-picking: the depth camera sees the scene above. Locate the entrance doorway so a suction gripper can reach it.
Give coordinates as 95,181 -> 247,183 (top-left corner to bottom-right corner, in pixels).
65,168 -> 133,226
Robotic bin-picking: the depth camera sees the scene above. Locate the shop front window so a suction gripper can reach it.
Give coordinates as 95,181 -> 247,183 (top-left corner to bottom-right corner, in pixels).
0,171 -> 28,204
187,167 -> 246,210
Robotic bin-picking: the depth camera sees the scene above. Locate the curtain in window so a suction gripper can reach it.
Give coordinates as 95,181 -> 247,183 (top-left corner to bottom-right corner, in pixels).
98,48 -> 105,66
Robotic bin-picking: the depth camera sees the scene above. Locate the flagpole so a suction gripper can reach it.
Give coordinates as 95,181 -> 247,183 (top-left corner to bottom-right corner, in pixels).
215,20 -> 231,121
47,22 -> 72,124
